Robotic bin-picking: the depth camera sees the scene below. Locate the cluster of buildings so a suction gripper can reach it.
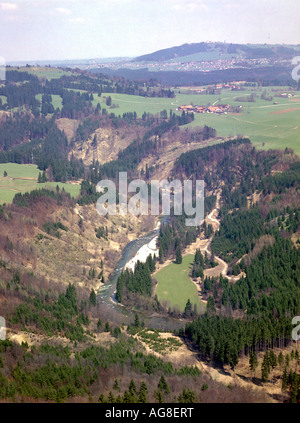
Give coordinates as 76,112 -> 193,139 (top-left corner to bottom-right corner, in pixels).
177,104 -> 232,114
83,57 -> 291,74
182,81 -> 247,95
277,92 -> 294,98
143,58 -> 276,73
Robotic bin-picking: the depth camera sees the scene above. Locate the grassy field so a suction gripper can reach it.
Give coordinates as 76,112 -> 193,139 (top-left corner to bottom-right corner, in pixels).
6,65 -> 300,155
180,89 -> 300,155
155,254 -> 205,313
89,92 -> 176,116
15,66 -> 74,80
88,86 -> 300,155
0,163 -> 81,204
35,94 -> 63,110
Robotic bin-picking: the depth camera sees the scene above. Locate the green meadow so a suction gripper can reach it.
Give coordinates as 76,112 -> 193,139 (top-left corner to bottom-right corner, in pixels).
8,64 -> 300,155
89,87 -> 300,156
155,254 -> 206,313
16,66 -> 74,80
0,163 -> 80,204
181,89 -> 300,155
90,92 -> 176,116
35,94 -> 63,110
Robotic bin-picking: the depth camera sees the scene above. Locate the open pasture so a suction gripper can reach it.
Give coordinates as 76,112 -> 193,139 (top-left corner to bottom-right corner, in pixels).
155,254 -> 205,313
90,86 -> 300,155
0,163 -> 80,204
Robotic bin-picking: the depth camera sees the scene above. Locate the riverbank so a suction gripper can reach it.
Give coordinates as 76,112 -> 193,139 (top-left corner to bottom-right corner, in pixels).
124,227 -> 160,271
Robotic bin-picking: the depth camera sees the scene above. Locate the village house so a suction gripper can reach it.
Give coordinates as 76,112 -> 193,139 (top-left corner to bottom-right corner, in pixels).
177,104 -> 231,114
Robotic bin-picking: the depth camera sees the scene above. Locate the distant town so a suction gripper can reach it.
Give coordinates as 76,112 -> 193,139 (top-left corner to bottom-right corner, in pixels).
82,57 -> 293,73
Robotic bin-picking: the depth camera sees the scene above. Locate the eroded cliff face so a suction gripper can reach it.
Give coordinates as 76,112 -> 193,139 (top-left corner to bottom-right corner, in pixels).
68,125 -> 146,166
0,194 -> 156,293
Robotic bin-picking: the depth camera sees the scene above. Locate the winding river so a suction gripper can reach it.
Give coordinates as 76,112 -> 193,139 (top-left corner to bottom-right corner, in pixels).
96,215 -> 185,331
96,192 -> 239,331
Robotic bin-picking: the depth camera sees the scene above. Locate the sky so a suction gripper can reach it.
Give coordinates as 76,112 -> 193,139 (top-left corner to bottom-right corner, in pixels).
0,0 -> 300,62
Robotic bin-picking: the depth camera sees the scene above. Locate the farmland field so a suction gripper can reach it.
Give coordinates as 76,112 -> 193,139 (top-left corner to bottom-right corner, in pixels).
15,66 -> 74,80
90,92 -> 176,116
89,86 -> 300,155
35,94 -> 63,110
182,89 -> 300,155
155,254 -> 206,313
10,65 -> 300,155
0,163 -> 80,204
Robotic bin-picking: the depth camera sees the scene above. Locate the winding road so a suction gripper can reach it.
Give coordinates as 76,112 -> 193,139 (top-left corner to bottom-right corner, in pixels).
199,193 -> 245,282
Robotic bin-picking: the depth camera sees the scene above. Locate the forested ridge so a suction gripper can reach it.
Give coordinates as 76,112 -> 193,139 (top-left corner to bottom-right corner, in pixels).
1,68 -> 175,110
173,141 -> 300,401
211,206 -> 266,261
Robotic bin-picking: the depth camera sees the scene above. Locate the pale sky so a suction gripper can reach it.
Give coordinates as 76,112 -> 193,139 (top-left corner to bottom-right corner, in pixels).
0,0 -> 300,62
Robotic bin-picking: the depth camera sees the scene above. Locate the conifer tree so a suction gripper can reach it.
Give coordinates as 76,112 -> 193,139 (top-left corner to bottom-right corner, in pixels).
155,389 -> 164,403
129,379 -> 137,395
175,245 -> 182,264
107,391 -> 115,403
134,313 -> 140,328
278,351 -> 284,368
42,170 -> 47,182
158,375 -> 170,394
269,350 -> 277,370
249,351 -> 258,378
138,382 -> 148,403
159,246 -> 164,264
282,366 -> 288,391
184,299 -> 192,317
261,351 -> 270,383
113,379 -> 120,391
206,296 -> 216,316
89,288 -> 97,306
98,394 -> 105,403
97,318 -> 102,331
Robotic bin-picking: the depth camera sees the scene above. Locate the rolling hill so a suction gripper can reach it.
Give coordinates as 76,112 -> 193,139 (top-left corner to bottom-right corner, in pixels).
135,42 -> 300,62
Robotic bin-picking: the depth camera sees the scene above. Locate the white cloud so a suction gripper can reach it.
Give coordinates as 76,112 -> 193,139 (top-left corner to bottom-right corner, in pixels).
0,2 -> 18,10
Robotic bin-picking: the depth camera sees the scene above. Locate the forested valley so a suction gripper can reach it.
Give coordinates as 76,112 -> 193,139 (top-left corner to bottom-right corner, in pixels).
0,66 -> 299,403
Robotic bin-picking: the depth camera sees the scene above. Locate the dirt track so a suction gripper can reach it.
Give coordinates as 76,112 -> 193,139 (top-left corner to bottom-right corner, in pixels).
201,193 -> 245,281
271,108 -> 300,114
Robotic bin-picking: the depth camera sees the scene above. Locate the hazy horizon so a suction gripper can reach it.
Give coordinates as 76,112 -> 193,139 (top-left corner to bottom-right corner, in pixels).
1,0 -> 300,62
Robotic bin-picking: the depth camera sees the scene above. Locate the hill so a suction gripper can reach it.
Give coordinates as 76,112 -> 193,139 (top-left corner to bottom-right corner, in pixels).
135,42 -> 300,62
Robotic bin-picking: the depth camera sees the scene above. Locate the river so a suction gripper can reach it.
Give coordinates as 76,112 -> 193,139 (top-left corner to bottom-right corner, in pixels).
96,215 -> 185,331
